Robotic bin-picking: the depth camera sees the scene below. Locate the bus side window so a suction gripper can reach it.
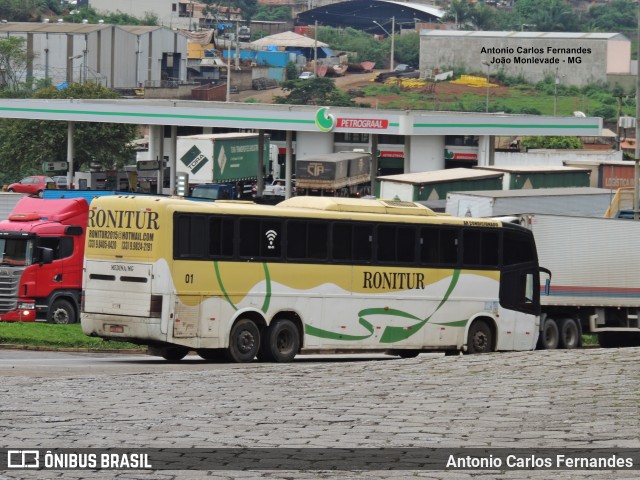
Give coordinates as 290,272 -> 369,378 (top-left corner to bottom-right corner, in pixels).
420,227 -> 458,266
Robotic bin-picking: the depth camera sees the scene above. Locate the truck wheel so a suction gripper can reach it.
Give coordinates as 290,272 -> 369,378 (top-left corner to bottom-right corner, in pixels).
225,318 -> 260,363
537,318 -> 559,349
37,190 -> 44,198
47,299 -> 76,324
467,320 -> 493,354
558,318 -> 580,349
258,319 -> 299,363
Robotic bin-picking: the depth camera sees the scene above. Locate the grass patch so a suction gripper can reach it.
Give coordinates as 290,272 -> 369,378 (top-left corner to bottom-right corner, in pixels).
0,322 -> 139,350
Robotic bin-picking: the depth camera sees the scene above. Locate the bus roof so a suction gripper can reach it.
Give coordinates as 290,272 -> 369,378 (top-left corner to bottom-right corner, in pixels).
90,195 -> 503,227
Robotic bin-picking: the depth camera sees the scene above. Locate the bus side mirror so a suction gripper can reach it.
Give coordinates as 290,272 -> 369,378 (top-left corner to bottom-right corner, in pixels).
540,267 -> 551,296
39,247 -> 53,265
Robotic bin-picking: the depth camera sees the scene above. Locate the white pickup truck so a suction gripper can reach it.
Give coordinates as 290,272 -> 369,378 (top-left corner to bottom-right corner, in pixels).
262,179 -> 287,197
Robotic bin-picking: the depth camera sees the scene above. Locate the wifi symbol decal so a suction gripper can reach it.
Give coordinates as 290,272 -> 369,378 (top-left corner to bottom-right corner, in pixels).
265,229 -> 278,250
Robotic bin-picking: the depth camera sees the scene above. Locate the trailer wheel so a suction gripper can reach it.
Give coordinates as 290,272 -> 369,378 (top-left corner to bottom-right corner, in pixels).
258,319 -> 299,363
558,318 -> 580,349
537,318 -> 559,349
47,298 -> 76,324
226,318 -> 260,363
467,320 -> 493,354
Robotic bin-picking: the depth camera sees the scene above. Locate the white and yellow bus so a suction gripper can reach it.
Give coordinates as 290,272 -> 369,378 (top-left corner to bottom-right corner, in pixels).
81,195 -> 548,362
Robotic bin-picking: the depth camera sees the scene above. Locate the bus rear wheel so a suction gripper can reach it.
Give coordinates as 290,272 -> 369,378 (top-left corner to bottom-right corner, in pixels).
259,319 -> 299,363
467,320 -> 493,354
226,319 -> 260,363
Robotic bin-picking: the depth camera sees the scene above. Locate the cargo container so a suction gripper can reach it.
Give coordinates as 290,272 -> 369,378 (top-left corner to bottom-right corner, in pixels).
378,168 -> 503,202
474,165 -> 591,190
515,214 -> 640,349
296,151 -> 371,197
176,133 -> 271,188
446,188 -> 614,218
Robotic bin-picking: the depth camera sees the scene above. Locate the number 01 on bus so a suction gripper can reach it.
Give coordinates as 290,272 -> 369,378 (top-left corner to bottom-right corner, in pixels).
80,195 -> 550,362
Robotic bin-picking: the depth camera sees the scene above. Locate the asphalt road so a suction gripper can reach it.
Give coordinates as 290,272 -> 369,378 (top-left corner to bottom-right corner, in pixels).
1,347 -> 639,479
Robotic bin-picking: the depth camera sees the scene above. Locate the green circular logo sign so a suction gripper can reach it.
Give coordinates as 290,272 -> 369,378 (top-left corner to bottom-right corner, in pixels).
315,107 -> 336,132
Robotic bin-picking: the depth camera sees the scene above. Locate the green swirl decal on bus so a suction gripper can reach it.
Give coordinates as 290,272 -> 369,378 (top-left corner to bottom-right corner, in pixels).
305,269 -> 461,343
315,107 -> 336,132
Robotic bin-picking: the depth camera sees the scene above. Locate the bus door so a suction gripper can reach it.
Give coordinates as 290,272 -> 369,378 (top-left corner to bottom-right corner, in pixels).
499,267 -> 540,350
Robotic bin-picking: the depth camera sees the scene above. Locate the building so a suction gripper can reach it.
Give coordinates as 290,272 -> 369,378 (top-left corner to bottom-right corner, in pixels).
419,31 -> 631,87
83,0 -> 199,29
0,22 -> 188,89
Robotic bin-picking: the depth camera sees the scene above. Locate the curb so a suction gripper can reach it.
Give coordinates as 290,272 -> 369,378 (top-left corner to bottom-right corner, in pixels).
0,344 -> 146,354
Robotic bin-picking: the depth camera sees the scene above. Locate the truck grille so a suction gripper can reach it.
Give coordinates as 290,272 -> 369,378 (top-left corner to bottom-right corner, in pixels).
0,268 -> 22,313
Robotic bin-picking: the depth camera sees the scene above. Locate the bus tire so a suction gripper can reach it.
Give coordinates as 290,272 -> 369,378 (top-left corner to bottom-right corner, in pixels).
397,350 -> 420,358
197,349 -> 226,362
467,320 -> 493,354
537,318 -> 559,350
259,319 -> 299,363
558,318 -> 580,349
161,347 -> 189,362
226,318 -> 260,363
47,298 -> 76,324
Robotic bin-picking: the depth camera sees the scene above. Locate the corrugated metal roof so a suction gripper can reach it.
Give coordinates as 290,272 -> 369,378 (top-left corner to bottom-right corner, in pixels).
0,21 -> 110,34
0,22 -> 177,37
250,31 -> 328,48
475,166 -> 591,173
379,168 -> 503,185
447,187 -> 613,199
421,31 -> 628,41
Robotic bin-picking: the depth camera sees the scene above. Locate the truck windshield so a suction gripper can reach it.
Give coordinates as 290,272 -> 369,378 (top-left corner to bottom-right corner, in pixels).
0,237 -> 34,266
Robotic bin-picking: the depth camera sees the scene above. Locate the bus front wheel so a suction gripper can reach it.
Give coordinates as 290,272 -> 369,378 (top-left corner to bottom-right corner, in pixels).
467,320 -> 493,354
259,319 -> 299,363
226,319 -> 260,363
161,347 -> 189,362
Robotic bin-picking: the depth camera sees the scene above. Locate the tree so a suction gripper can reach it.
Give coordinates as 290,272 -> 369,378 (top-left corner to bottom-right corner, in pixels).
0,37 -> 33,93
444,0 -> 471,29
588,0 -> 636,31
229,0 -> 258,21
393,32 -> 419,68
0,82 -> 138,184
274,77 -> 356,106
521,136 -> 583,150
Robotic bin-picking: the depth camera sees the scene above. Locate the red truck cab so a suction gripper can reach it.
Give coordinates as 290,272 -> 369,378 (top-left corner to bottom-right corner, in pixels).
0,197 -> 88,323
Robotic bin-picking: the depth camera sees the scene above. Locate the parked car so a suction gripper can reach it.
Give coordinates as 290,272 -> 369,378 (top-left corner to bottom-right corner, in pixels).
298,71 -> 315,80
52,176 -> 69,190
7,176 -> 56,197
393,64 -> 414,73
263,179 -> 287,197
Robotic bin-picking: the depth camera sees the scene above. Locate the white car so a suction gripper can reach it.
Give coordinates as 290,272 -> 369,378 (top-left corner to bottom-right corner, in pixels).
263,179 -> 287,197
298,71 -> 315,80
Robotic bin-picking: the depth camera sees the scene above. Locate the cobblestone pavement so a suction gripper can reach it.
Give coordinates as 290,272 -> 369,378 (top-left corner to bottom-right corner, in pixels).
0,347 -> 639,479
